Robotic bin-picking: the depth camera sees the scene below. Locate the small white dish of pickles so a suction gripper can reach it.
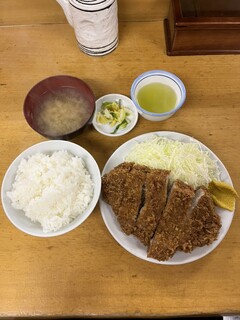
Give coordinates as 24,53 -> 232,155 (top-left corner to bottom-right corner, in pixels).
92,94 -> 138,137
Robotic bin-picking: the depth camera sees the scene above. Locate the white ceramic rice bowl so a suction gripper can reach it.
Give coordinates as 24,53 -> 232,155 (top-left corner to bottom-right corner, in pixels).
1,140 -> 101,237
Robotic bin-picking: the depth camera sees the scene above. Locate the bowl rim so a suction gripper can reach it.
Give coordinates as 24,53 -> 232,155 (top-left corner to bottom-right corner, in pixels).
1,140 -> 101,237
130,70 -> 186,117
92,93 -> 138,137
23,75 -> 95,139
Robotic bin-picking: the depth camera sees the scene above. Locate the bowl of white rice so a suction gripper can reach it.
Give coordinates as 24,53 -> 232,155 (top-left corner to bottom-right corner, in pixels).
1,140 -> 101,237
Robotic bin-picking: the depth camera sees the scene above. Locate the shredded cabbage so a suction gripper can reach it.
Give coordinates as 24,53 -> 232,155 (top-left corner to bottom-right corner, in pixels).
125,136 -> 220,189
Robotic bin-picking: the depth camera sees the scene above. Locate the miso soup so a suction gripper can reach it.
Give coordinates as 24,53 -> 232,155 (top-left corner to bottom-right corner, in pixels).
137,82 -> 177,113
36,88 -> 92,136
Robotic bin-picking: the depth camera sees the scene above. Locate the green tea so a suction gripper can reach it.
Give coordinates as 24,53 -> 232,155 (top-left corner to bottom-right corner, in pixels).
137,82 -> 177,113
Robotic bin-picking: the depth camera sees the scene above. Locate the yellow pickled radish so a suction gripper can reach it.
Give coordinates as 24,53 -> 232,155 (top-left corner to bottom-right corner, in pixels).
208,180 -> 238,211
110,120 -> 117,127
96,114 -> 109,124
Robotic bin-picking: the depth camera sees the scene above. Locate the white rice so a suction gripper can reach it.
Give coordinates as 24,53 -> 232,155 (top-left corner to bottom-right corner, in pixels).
7,150 -> 94,233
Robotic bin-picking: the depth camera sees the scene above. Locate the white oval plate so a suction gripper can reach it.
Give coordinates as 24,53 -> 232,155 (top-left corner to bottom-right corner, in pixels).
100,131 -> 235,265
1,140 -> 101,237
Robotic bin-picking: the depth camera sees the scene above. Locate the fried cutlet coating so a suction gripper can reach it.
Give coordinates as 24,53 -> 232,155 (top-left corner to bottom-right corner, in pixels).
180,186 -> 222,252
102,162 -> 134,215
117,165 -> 150,235
147,180 -> 195,261
102,163 -> 222,262
133,169 -> 170,246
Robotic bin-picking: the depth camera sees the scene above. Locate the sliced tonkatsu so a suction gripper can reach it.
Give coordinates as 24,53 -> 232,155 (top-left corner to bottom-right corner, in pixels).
117,164 -> 150,235
133,169 -> 170,246
147,180 -> 195,261
102,162 -> 222,262
102,162 -> 134,215
180,186 -> 222,252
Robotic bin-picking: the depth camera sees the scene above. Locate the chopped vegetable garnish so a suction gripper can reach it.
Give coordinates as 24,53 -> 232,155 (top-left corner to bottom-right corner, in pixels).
96,100 -> 132,134
125,136 -> 220,188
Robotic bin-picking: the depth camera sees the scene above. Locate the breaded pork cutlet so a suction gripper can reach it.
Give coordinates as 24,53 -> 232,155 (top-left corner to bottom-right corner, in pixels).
133,169 -> 170,246
102,162 -> 134,215
147,180 -> 195,261
117,164 -> 150,235
180,186 -> 222,252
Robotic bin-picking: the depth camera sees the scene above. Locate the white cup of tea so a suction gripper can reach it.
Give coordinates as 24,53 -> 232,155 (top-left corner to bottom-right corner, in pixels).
56,0 -> 119,56
130,70 -> 186,121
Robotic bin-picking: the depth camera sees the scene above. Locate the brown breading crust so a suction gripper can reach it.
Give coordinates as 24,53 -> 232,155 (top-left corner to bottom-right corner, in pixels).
102,163 -> 222,262
147,180 -> 195,261
133,169 -> 170,246
101,162 -> 134,215
117,164 -> 150,235
180,186 -> 222,252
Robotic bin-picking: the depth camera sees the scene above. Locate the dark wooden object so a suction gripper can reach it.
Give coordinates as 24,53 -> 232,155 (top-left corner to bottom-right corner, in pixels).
164,0 -> 240,55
